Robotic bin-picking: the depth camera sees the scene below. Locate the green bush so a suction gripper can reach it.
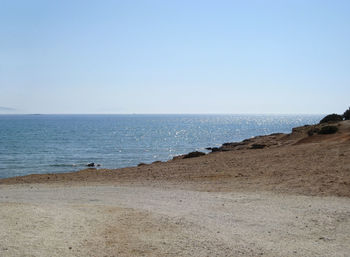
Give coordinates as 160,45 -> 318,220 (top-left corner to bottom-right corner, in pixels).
343,107 -> 350,120
318,125 -> 338,134
320,114 -> 343,123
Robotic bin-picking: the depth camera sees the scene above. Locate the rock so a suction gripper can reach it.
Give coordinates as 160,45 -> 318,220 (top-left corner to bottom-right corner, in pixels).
222,142 -> 240,147
138,162 -> 147,166
87,163 -> 95,167
206,147 -> 220,152
320,114 -> 343,123
183,151 -> 206,159
222,142 -> 246,148
250,144 -> 266,149
270,133 -> 284,136
172,155 -> 185,161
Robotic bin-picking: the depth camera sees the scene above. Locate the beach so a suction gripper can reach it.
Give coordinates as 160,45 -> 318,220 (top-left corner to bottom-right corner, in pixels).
1,121 -> 350,256
2,0 -> 349,255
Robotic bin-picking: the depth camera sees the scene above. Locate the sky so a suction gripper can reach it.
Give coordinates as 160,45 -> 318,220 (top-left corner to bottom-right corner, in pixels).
0,0 -> 349,114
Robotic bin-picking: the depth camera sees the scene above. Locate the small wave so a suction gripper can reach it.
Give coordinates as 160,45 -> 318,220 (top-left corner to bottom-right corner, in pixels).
49,164 -> 81,167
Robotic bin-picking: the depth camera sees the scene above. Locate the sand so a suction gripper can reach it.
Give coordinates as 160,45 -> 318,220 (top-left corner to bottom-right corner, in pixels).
0,120 -> 350,256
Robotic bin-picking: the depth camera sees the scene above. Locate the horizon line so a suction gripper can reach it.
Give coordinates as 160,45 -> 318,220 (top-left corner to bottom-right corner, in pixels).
0,113 -> 325,116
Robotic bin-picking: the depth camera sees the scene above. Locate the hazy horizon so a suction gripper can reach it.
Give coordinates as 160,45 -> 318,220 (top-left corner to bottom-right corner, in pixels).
1,1 -> 349,115
0,109 -> 327,116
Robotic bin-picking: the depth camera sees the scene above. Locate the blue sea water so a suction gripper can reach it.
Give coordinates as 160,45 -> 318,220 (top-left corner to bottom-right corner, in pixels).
0,114 -> 322,179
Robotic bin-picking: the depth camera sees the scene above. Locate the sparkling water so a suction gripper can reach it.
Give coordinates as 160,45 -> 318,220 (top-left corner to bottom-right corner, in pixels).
0,114 -> 322,178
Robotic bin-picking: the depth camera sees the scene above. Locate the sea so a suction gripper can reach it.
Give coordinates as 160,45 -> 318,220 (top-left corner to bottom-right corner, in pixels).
0,114 -> 323,179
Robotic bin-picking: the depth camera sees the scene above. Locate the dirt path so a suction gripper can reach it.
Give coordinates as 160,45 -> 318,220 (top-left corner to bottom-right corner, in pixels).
1,184 -> 350,256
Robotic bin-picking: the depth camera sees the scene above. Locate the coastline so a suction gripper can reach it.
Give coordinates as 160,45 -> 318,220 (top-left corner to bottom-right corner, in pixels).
0,113 -> 323,178
1,120 -> 349,256
1,120 -> 349,197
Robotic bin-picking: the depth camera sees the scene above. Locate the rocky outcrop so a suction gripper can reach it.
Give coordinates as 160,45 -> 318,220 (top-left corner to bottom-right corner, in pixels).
206,133 -> 285,153
183,151 -> 206,159
250,144 -> 266,149
86,163 -> 101,167
320,114 -> 343,124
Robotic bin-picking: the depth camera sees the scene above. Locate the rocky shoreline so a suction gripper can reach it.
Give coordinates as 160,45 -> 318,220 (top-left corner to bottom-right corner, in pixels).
1,119 -> 349,197
177,118 -> 344,159
1,119 -> 349,256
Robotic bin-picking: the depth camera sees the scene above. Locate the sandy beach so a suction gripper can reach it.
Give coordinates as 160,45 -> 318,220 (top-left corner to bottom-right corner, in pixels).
1,121 -> 350,256
2,0 -> 349,255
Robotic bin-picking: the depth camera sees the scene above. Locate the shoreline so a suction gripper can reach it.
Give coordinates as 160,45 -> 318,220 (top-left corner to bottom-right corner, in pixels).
1,120 -> 349,197
0,113 -> 323,180
1,120 -> 350,256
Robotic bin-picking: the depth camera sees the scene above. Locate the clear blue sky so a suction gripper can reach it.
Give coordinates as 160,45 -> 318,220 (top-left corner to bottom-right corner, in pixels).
0,0 -> 349,114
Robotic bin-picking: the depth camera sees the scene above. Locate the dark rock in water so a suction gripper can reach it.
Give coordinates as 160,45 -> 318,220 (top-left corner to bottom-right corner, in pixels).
138,162 -> 147,166
206,147 -> 220,152
152,161 -> 162,164
270,133 -> 284,136
87,162 -> 95,167
250,144 -> 266,149
222,142 -> 246,147
183,151 -> 206,159
208,141 -> 248,153
222,142 -> 236,146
